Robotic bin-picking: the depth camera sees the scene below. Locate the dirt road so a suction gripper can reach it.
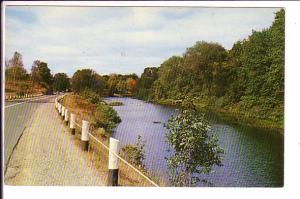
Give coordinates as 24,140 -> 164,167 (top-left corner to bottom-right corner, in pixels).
4,96 -> 105,185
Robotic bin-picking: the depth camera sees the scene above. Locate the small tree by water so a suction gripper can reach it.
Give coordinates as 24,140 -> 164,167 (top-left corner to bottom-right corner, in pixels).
121,135 -> 146,169
165,109 -> 224,186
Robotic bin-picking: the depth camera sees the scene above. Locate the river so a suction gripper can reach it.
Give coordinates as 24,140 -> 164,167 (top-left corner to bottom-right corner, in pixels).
105,97 -> 283,187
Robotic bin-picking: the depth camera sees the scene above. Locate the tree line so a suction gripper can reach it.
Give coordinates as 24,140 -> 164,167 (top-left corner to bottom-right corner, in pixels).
5,53 -> 137,96
5,53 -> 70,94
135,9 -> 284,127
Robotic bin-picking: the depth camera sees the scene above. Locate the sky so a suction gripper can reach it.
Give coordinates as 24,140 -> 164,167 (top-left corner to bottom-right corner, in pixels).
5,6 -> 280,77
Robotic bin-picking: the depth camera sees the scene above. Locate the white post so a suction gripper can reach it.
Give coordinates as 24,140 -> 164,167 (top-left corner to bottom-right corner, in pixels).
61,106 -> 65,119
108,138 -> 120,186
64,109 -> 69,125
58,103 -> 62,114
70,113 -> 76,135
81,120 -> 89,151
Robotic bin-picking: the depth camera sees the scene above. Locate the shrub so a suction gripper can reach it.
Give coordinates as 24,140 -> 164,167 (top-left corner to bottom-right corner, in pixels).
93,103 -> 121,134
120,135 -> 145,169
81,89 -> 101,104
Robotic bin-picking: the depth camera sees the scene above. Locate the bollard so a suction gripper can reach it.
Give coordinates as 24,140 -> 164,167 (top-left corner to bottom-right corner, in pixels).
64,109 -> 69,125
70,113 -> 76,135
81,120 -> 89,151
107,138 -> 120,186
58,103 -> 62,114
61,106 -> 65,120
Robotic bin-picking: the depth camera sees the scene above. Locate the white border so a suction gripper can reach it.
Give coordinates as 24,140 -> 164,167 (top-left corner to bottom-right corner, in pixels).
2,1 -> 300,199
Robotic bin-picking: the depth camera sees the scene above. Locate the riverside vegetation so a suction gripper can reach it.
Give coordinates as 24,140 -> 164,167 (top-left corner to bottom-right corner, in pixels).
134,9 -> 284,132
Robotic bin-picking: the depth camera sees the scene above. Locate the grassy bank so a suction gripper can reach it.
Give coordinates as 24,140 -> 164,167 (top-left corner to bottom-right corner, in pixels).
152,98 -> 283,135
60,93 -> 159,186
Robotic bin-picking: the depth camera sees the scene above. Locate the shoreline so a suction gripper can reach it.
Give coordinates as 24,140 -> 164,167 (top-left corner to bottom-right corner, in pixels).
105,95 -> 283,135
149,98 -> 284,135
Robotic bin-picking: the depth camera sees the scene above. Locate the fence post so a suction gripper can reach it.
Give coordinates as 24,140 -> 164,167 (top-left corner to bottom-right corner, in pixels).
70,113 -> 76,135
61,106 -> 65,120
81,120 -> 89,151
108,138 -> 120,186
58,103 -> 62,114
64,109 -> 69,125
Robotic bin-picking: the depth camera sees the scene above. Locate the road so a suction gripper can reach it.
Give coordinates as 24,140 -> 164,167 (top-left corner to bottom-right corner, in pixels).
4,95 -> 105,185
4,95 -> 53,168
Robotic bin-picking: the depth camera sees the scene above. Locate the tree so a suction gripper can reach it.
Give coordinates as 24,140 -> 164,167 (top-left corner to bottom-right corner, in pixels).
53,73 -> 70,92
165,108 -> 224,186
183,41 -> 227,94
30,60 -> 53,89
116,80 -> 127,94
135,67 -> 159,100
107,74 -> 119,96
5,52 -> 28,81
71,69 -> 107,94
31,60 -> 41,84
120,135 -> 146,169
126,77 -> 137,93
38,62 -> 53,86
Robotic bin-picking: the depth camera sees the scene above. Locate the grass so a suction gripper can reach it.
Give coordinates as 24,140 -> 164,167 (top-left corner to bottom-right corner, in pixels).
60,93 -> 159,186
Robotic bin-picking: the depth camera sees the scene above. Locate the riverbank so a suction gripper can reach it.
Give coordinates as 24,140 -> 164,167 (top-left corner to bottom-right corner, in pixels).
60,93 -> 159,186
150,98 -> 284,135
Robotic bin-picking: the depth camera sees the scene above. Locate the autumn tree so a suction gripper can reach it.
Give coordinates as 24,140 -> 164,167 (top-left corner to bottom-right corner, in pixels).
5,52 -> 28,82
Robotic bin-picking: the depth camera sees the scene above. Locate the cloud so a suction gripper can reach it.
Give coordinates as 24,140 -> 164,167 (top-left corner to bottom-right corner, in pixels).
5,6 -> 280,76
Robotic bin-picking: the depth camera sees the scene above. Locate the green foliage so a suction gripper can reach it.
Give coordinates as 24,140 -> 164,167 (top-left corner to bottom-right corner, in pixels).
81,89 -> 102,104
121,135 -> 146,169
53,73 -> 70,92
93,103 -> 121,134
30,60 -> 53,90
108,101 -> 123,106
135,9 -> 284,127
135,67 -> 159,100
165,109 -> 224,186
71,69 -> 107,94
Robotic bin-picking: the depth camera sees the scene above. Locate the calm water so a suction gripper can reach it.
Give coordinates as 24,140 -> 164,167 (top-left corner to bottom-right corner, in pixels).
106,97 -> 284,187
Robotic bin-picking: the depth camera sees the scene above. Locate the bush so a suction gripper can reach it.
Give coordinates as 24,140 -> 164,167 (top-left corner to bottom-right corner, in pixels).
120,135 -> 145,169
239,95 -> 258,110
93,103 -> 121,134
81,89 -> 101,104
